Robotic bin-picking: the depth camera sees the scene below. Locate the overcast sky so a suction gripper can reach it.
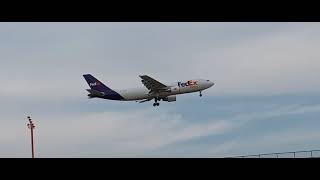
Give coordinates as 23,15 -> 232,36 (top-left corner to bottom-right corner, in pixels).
1,22 -> 320,157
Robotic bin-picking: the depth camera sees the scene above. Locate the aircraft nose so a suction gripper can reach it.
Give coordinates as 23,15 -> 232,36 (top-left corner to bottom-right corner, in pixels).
205,80 -> 214,87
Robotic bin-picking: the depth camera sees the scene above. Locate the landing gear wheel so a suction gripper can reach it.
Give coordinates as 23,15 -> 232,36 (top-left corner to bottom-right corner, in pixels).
153,98 -> 160,106
200,91 -> 202,97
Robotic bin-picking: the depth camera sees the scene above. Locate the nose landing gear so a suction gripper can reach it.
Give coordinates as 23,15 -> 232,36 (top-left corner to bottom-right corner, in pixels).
199,91 -> 202,97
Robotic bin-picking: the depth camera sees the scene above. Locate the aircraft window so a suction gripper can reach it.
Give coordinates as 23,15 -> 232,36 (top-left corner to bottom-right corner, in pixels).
206,80 -> 209,81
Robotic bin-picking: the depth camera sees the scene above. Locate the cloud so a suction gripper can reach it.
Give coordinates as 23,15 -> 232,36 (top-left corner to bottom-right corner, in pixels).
32,108 -> 233,157
193,23 -> 320,95
1,101 -> 318,157
212,127 -> 320,158
202,103 -> 320,157
1,22 -> 320,99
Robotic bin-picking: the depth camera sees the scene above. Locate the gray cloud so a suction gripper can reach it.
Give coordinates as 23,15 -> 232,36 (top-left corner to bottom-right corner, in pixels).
1,22 -> 320,98
2,100 -> 320,157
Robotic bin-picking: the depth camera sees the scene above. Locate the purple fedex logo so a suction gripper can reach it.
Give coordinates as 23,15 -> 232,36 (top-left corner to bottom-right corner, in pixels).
177,80 -> 197,87
89,81 -> 101,86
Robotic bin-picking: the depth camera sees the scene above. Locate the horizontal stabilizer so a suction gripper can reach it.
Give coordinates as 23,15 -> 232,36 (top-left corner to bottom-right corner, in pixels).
86,89 -> 105,97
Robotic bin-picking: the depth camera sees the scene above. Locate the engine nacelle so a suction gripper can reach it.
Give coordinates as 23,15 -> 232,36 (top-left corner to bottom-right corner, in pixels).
163,95 -> 176,102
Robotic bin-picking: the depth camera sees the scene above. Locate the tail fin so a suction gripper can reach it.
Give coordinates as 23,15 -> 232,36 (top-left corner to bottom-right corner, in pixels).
83,74 -> 112,92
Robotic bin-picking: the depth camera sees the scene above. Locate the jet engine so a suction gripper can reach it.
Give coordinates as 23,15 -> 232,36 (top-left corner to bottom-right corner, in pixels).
162,95 -> 176,102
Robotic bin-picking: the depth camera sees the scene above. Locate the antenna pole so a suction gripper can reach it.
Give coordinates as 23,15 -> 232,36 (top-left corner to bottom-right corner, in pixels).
27,116 -> 35,158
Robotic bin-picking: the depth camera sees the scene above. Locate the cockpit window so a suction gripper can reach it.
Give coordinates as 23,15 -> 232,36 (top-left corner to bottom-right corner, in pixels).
206,80 -> 209,81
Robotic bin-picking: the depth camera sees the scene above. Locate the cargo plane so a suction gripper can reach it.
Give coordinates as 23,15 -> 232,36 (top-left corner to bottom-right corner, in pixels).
83,74 -> 214,106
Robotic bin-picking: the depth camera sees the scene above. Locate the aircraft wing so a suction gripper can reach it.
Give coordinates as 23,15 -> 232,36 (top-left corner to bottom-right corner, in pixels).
139,75 -> 168,92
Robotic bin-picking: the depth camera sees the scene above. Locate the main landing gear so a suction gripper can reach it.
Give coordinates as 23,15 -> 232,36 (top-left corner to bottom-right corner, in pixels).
199,91 -> 202,97
153,98 -> 160,106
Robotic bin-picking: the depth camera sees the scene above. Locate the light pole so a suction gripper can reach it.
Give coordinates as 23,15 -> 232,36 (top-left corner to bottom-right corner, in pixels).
27,116 -> 35,158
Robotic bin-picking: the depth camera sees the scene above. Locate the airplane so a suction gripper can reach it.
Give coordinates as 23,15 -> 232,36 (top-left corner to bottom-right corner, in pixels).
83,74 -> 214,106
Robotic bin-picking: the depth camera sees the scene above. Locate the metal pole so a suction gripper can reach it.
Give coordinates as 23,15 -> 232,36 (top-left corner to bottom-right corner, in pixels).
31,126 -> 34,158
27,116 -> 35,158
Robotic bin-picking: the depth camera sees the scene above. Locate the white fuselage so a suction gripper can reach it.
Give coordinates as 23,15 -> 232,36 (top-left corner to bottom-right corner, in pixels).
115,79 -> 214,101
